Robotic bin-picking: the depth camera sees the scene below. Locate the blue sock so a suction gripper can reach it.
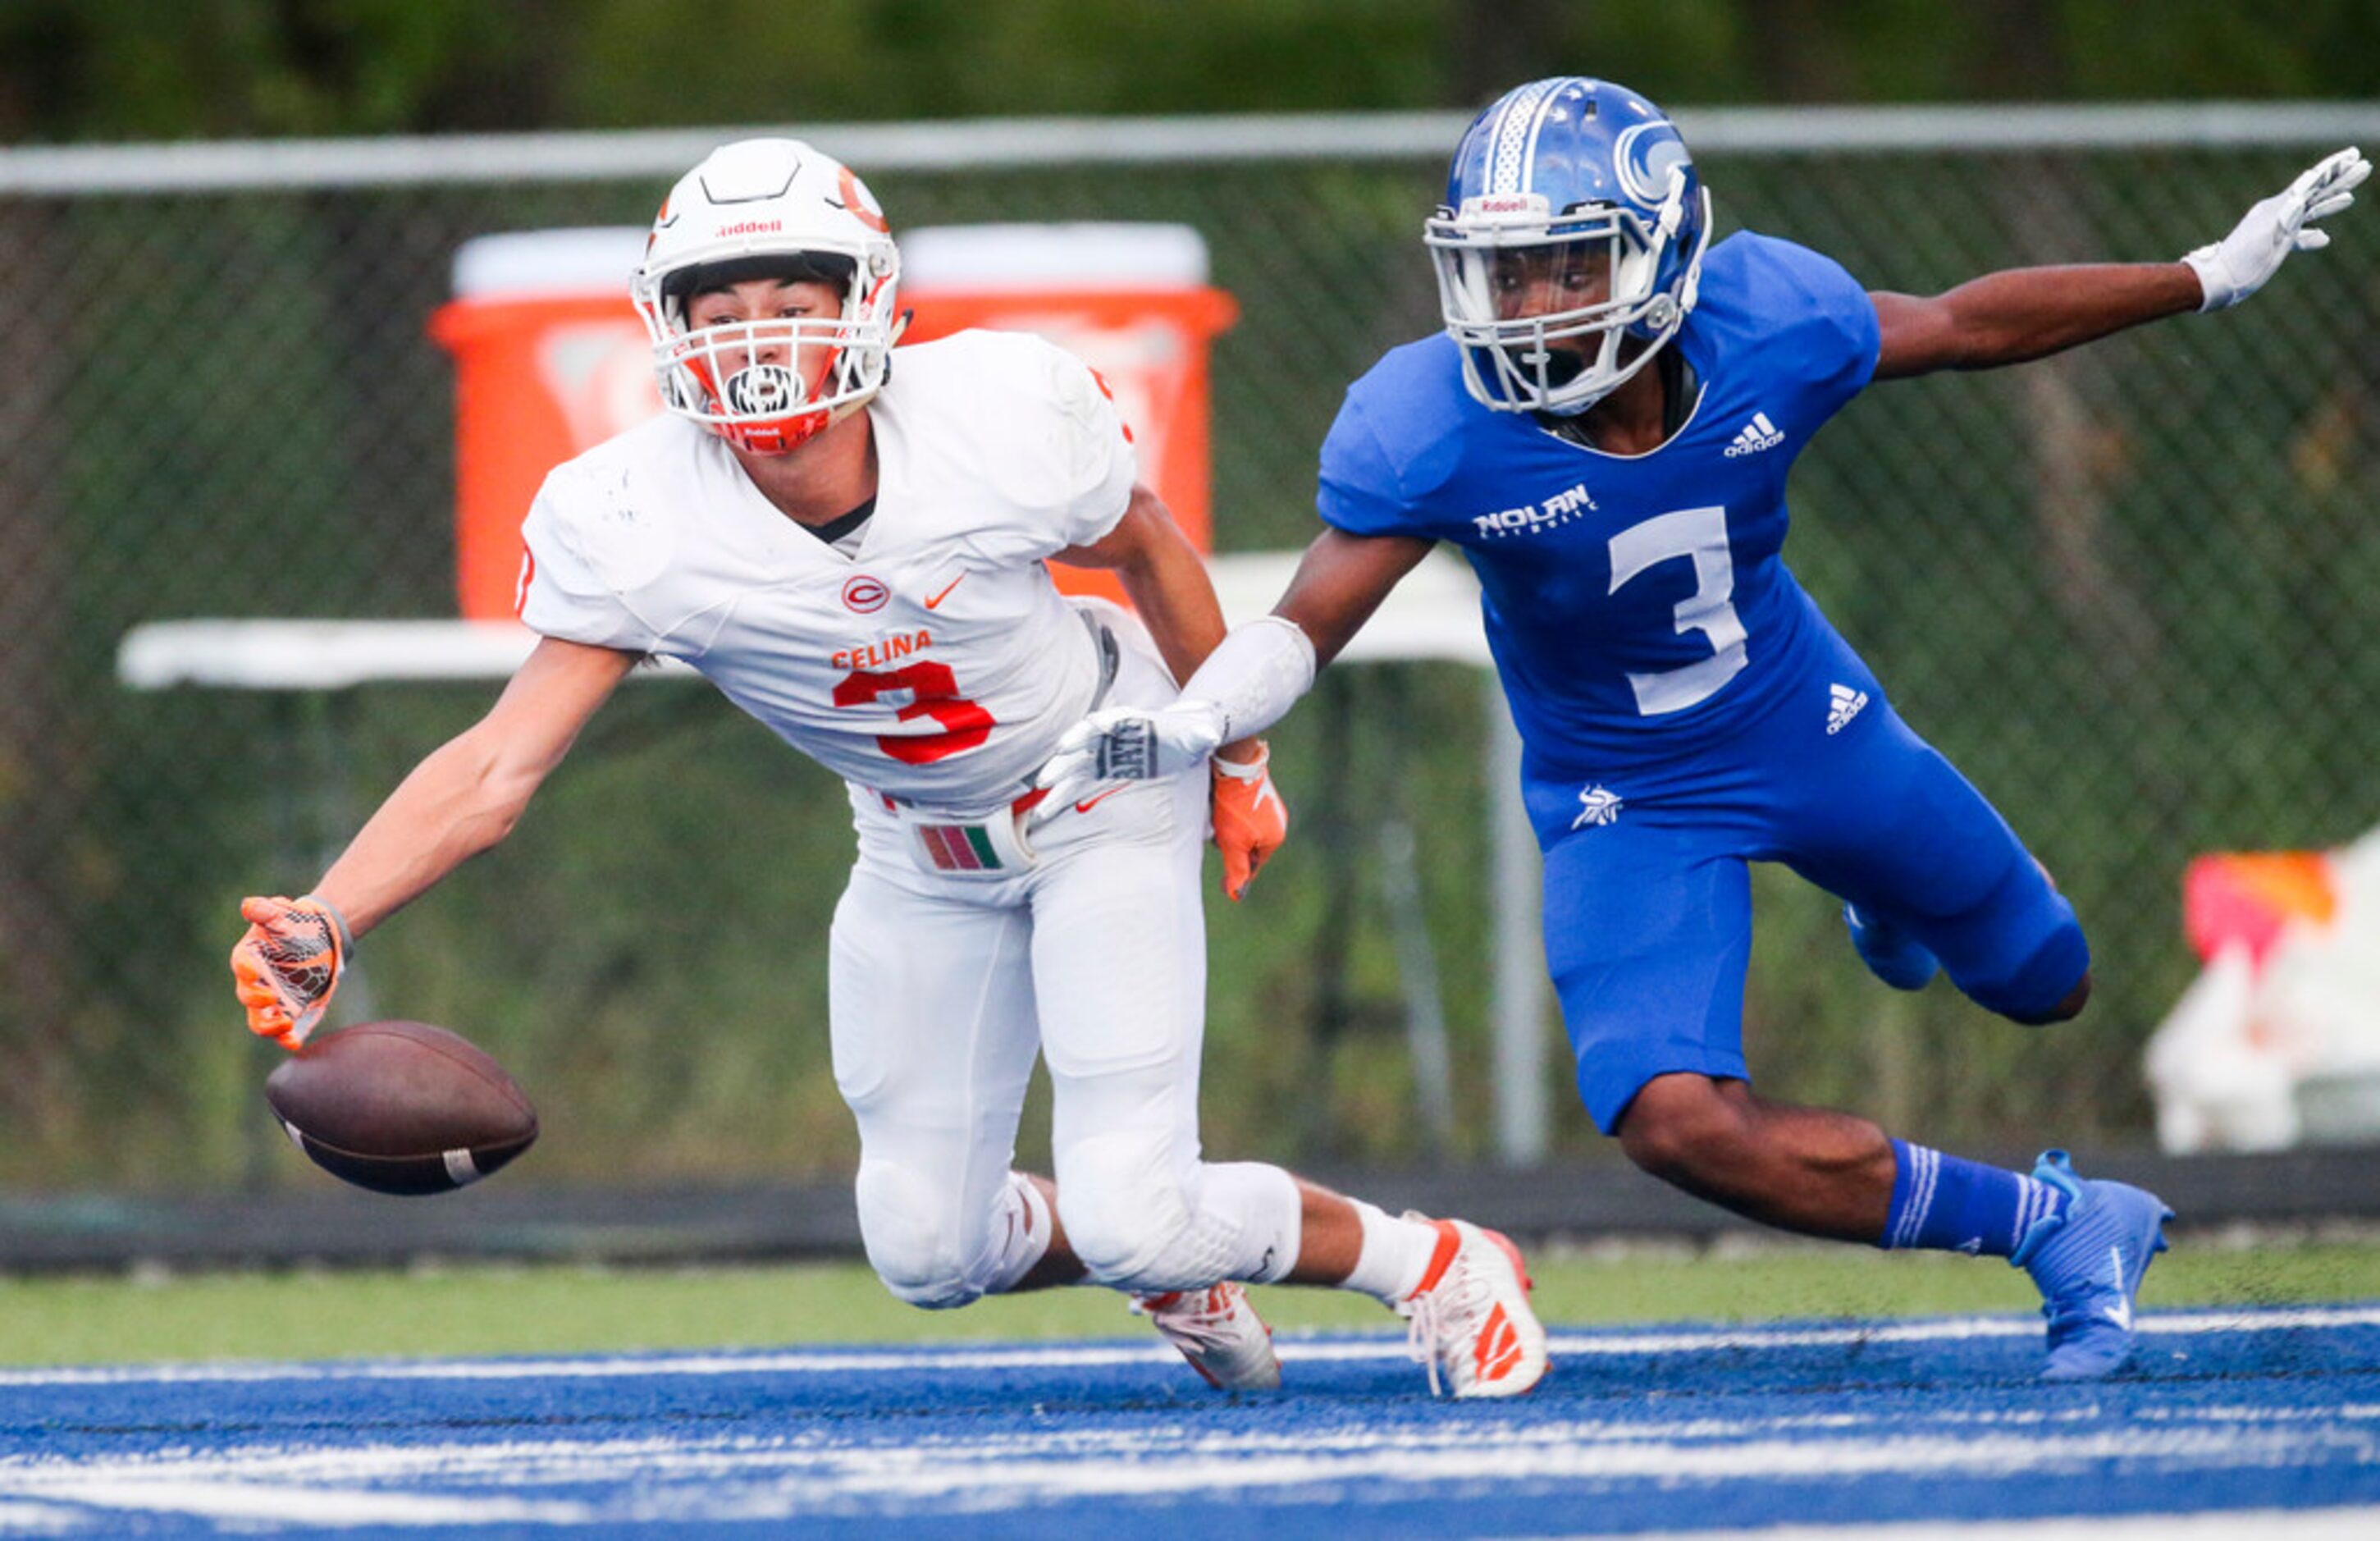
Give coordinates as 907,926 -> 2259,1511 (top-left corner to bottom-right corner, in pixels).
1879,1140 -> 2069,1257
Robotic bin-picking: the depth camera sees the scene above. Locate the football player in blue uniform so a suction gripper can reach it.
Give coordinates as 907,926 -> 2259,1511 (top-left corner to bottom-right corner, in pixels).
1042,77 -> 2366,1381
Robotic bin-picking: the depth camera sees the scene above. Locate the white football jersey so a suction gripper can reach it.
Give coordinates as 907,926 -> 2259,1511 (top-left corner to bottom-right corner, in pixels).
518,330 -> 1140,809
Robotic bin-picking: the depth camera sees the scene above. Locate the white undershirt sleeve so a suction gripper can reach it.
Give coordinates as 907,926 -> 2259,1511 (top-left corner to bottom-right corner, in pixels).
1178,615 -> 1318,743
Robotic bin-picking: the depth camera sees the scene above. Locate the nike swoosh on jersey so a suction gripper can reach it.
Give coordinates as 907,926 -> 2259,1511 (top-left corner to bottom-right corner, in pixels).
1074,785 -> 1129,814
923,574 -> 966,609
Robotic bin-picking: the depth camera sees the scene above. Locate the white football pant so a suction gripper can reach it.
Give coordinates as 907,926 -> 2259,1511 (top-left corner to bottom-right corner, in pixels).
827,610 -> 1303,1307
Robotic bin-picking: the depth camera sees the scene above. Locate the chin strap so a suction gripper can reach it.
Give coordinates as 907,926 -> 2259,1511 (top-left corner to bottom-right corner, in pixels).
1675,185 -> 1711,316
1653,166 -> 1688,245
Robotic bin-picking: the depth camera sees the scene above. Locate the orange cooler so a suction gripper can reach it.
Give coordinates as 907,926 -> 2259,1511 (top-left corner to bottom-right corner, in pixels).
428,228 -> 656,619
898,222 -> 1239,601
429,222 -> 1236,619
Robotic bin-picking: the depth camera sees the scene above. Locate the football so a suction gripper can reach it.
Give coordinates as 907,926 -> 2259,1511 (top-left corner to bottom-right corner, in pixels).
264,1020 -> 538,1196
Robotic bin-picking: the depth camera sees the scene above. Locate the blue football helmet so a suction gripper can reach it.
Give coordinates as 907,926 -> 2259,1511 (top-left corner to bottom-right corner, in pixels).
1427,77 -> 1711,416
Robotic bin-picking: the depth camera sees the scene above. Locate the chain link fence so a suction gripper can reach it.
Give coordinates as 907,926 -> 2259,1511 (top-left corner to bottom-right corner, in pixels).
4,107 -> 2376,1190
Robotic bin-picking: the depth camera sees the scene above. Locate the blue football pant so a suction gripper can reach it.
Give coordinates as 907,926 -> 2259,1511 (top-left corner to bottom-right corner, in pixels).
1535,688 -> 2088,1133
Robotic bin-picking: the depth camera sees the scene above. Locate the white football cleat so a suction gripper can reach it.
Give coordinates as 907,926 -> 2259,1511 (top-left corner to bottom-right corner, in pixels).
1133,1283 -> 1281,1391
1398,1216 -> 1549,1399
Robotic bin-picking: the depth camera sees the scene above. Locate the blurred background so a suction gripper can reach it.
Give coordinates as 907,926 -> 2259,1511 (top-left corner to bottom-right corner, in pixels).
3,2 -> 2378,1209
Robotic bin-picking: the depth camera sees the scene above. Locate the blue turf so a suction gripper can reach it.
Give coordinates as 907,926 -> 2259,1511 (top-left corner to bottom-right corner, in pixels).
2,1306 -> 2376,1536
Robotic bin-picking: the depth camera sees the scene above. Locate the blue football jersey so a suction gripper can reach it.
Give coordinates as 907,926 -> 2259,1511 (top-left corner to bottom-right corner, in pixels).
1318,232 -> 1881,774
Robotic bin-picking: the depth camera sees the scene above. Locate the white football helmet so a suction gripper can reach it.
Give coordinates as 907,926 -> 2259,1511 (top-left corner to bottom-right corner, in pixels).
631,138 -> 901,455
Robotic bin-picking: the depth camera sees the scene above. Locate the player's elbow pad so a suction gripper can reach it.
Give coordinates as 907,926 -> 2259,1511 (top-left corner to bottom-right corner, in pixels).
1182,615 -> 1318,743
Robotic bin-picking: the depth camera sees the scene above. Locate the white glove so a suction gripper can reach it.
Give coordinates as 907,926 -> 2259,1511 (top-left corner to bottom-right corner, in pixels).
2184,147 -> 2369,311
1033,699 -> 1227,812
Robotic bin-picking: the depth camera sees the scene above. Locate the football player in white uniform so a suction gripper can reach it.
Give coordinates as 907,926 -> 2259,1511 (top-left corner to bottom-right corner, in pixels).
231,138 -> 1546,1399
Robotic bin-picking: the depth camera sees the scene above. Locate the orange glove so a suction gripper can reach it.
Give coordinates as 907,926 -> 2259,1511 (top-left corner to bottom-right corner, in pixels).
1210,743 -> 1286,902
231,894 -> 352,1050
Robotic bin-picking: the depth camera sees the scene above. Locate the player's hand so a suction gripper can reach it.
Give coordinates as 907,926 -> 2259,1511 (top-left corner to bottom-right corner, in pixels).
1033,699 -> 1227,812
1210,743 -> 1286,902
2186,147 -> 2369,310
230,894 -> 352,1050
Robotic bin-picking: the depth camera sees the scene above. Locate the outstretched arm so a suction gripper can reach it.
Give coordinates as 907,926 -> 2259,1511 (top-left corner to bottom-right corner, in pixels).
1035,526 -> 1432,797
315,637 -> 638,935
231,636 -> 636,1046
1874,147 -> 2367,382
1871,264 -> 2200,380
1268,528 -> 1437,670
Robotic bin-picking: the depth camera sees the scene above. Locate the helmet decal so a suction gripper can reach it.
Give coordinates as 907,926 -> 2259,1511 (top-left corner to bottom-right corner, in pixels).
833,165 -> 890,235
1487,77 -> 1565,195
697,146 -> 800,203
1613,121 -> 1692,208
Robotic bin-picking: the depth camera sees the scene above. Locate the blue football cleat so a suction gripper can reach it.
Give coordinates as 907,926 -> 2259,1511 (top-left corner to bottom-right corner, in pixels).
1843,903 -> 1939,991
2011,1150 -> 2173,1381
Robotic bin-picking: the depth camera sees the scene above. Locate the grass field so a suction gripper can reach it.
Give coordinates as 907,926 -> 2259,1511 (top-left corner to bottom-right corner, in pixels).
8,1230 -> 2377,1369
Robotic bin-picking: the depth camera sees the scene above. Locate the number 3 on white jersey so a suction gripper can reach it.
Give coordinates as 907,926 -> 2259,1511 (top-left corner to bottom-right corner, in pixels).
1607,505 -> 1747,716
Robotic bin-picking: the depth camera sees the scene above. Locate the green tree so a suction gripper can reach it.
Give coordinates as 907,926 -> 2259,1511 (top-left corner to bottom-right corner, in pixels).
6,2 -> 2377,145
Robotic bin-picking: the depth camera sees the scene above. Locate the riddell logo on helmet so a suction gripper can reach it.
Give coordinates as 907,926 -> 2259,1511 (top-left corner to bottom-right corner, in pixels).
1464,194 -> 1551,218
713,219 -> 784,237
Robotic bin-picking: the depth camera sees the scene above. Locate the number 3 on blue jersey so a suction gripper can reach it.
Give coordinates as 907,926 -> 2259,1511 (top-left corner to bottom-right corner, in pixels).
1609,505 -> 1747,716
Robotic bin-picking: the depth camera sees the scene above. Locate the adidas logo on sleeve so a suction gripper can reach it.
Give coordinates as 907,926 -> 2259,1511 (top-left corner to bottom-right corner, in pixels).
1826,683 -> 1869,734
1724,411 -> 1785,457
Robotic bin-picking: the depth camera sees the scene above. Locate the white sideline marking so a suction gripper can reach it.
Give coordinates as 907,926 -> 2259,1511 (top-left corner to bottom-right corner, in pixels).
7,1481 -> 587,1528
0,1502 -> 79,1536
1542,1304 -> 2380,1355
1623,1509 -> 2380,1541
0,1303 -> 2372,1388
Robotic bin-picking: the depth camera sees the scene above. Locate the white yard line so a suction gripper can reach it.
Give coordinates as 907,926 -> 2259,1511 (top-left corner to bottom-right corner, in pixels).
1,1415 -> 2371,1523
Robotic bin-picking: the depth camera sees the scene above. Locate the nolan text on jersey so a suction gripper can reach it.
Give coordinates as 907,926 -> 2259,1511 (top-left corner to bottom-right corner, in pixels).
1473,481 -> 1597,540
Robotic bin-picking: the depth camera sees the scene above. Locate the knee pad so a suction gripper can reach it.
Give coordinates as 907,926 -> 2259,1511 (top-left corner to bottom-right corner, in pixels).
1954,901 -> 2090,1022
1916,844 -> 2091,1024
852,1159 -> 980,1310
1059,1145 -> 1300,1293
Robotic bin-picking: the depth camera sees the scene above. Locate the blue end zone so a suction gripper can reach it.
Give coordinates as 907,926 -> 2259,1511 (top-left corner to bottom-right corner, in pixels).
2,1306 -> 2376,1536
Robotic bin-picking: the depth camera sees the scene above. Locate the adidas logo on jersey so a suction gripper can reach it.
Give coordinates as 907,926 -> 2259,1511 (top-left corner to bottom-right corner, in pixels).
1724,411 -> 1785,457
1826,683 -> 1869,735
